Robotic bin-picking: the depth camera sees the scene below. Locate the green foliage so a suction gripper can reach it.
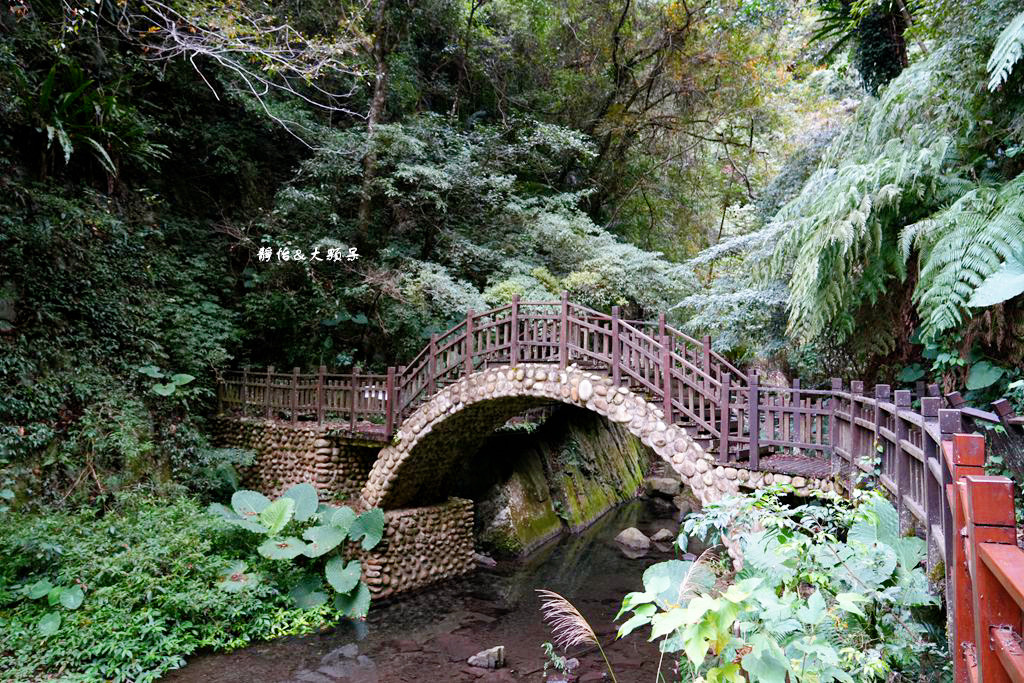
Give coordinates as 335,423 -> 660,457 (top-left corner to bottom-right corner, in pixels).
0,493 -> 342,681
618,488 -> 945,682
988,10 -> 1024,90
209,484 -> 384,618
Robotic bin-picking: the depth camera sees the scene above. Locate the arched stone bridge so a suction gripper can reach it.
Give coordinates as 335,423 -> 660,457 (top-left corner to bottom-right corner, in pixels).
360,363 -> 836,511
218,294 -> 840,512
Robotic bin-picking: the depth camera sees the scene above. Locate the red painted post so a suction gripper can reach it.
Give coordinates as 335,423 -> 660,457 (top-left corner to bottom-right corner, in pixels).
317,365 -> 326,424
465,309 -> 475,376
510,295 -> 520,367
748,369 -> 760,470
660,334 -> 673,423
719,372 -> 731,462
964,474 -> 1019,682
265,365 -> 274,419
350,368 -> 359,432
611,305 -> 621,385
559,291 -> 569,369
951,434 -> 987,683
385,366 -> 395,438
658,312 -> 666,340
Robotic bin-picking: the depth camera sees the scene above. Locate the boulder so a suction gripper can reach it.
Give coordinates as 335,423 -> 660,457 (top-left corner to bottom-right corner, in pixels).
645,476 -> 681,497
614,527 -> 650,551
650,528 -> 676,544
468,645 -> 505,669
473,552 -> 498,568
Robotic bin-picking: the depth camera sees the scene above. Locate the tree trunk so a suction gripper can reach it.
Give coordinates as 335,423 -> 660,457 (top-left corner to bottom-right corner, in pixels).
356,2 -> 392,248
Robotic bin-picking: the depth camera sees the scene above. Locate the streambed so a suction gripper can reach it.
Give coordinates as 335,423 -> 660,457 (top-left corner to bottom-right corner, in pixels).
164,500 -> 688,682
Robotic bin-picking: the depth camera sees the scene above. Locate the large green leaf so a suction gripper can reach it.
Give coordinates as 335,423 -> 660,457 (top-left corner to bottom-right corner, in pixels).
27,579 -> 53,600
289,576 -> 328,609
303,525 -> 347,557
969,256 -> 1024,307
325,556 -> 362,593
966,360 -> 1005,390
333,582 -> 372,619
848,496 -> 900,547
225,517 -> 270,534
257,537 -> 308,560
232,490 -> 271,518
282,483 -> 319,523
741,635 -> 789,683
217,561 -> 261,592
59,585 -> 84,610
137,365 -> 164,378
640,559 -> 715,610
329,506 -> 357,533
152,382 -> 177,396
348,509 -> 386,550
37,612 -> 61,636
170,373 -> 195,386
259,498 -> 295,536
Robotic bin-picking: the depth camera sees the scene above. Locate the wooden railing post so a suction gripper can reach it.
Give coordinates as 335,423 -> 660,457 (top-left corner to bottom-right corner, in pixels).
428,334 -> 438,395
611,305 -> 621,385
241,366 -> 250,417
951,434 -> 987,683
510,295 -> 520,367
702,334 -> 712,394
934,408 -> 961,558
290,367 -> 299,423
317,365 -> 326,424
658,312 -> 666,340
847,380 -> 863,487
660,334 -> 673,424
350,368 -> 359,432
964,473 -> 1019,681
265,365 -> 274,419
874,384 -> 890,475
829,378 -> 842,458
719,372 -> 731,463
894,389 -> 912,531
748,369 -> 760,470
385,366 -> 395,438
465,309 -> 475,376
792,378 -> 802,445
559,291 -> 569,369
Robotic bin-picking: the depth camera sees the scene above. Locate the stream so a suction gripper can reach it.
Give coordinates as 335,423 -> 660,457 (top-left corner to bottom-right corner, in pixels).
164,499 -> 688,683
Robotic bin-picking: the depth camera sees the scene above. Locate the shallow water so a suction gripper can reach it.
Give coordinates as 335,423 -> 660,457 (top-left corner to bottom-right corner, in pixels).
164,500 -> 686,683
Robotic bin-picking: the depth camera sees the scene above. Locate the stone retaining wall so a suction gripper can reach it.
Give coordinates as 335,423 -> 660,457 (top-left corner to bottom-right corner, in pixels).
358,497 -> 476,599
209,416 -> 379,500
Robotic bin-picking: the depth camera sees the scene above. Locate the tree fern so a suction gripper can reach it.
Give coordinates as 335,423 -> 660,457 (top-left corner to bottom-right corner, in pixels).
769,129 -> 957,342
901,172 -> 1024,339
988,10 -> 1024,91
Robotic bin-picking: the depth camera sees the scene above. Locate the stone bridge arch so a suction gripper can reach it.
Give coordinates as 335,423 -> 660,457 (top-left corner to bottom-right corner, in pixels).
361,363 -> 745,510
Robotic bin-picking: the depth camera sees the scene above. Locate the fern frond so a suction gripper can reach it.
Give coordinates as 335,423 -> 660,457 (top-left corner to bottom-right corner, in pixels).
988,11 -> 1024,91
904,173 -> 1024,339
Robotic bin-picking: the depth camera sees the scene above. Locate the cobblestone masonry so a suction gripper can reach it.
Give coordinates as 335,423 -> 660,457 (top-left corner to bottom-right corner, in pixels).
361,364 -> 839,511
209,416 -> 377,500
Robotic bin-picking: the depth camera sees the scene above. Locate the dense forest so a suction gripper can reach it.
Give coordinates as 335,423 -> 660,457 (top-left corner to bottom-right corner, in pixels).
2,0 -> 1024,679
